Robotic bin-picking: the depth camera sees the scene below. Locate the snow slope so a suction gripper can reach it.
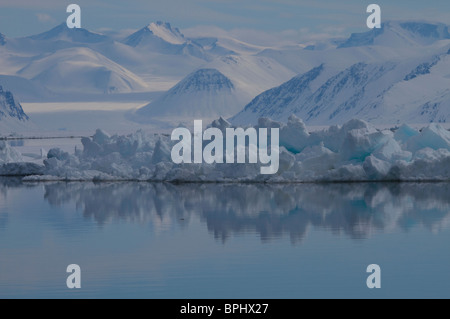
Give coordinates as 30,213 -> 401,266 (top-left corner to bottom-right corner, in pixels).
17,47 -> 149,94
339,21 -> 450,48
0,86 -> 28,122
190,36 -> 264,55
232,48 -> 450,126
205,55 -> 295,101
4,24 -> 111,57
0,75 -> 54,101
133,54 -> 296,122
124,21 -> 208,60
28,23 -> 109,43
125,22 -> 185,47
0,86 -> 31,135
135,68 -> 243,120
257,21 -> 450,80
146,22 -> 186,45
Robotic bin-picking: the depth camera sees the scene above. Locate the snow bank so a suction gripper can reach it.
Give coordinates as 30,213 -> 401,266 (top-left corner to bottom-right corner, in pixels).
16,118 -> 450,182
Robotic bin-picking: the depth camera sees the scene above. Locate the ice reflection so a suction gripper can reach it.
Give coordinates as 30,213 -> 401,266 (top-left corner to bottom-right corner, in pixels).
37,182 -> 450,243
0,178 -> 34,230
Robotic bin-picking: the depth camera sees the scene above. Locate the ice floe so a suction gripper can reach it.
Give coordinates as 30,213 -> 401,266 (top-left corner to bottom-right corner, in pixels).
1,117 -> 449,182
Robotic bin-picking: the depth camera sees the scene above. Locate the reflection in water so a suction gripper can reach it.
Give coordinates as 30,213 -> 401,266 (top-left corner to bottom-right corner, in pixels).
2,178 -> 450,298
38,181 -> 450,243
0,178 -> 35,230
0,177 -> 24,193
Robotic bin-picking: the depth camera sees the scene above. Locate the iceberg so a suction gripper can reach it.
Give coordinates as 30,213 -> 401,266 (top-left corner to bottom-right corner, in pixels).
0,140 -> 23,165
2,117 -> 447,183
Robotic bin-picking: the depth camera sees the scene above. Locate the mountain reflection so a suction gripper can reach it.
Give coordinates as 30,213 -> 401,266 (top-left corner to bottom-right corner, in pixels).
38,181 -> 450,243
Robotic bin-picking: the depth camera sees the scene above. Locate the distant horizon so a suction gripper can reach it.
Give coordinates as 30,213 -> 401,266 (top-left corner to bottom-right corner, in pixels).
2,17 -> 450,48
1,0 -> 450,44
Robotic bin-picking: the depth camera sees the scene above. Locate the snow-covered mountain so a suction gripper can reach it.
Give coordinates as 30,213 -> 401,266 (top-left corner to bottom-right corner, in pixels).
339,21 -> 450,48
205,55 -> 295,101
17,47 -> 149,94
232,48 -> 450,125
124,21 -> 208,59
189,37 -> 237,56
2,19 -> 450,128
1,21 -> 261,98
126,22 -> 185,47
28,23 -> 109,43
4,23 -> 112,58
132,54 -> 295,123
0,86 -> 30,133
256,21 -> 450,82
135,68 -> 244,120
0,86 -> 28,121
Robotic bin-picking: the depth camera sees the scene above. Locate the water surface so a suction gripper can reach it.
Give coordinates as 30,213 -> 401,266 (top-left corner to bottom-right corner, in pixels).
0,179 -> 449,298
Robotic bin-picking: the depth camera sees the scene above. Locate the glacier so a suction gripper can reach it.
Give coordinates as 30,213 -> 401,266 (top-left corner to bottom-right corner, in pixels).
1,116 -> 449,182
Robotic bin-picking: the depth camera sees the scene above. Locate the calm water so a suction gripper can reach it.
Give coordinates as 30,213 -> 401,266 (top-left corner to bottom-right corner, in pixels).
0,179 -> 449,299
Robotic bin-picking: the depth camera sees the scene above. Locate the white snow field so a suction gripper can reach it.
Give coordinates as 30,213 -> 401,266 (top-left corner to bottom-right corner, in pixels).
20,101 -> 170,136
1,116 -> 449,182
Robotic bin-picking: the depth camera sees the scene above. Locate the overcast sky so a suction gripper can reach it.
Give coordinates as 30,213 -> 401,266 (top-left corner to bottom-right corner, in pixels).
1,0 -> 449,43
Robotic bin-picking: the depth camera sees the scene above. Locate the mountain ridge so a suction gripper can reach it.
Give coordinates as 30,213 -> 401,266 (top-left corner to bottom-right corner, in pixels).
2,19 -> 450,128
339,21 -> 450,49
28,23 -> 109,43
0,86 -> 29,122
232,49 -> 450,125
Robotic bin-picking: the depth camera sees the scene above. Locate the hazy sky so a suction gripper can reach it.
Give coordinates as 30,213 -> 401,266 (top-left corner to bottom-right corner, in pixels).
0,0 -> 449,41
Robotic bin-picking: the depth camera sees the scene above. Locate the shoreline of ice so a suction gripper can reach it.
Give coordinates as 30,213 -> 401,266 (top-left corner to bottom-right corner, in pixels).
2,116 -> 450,183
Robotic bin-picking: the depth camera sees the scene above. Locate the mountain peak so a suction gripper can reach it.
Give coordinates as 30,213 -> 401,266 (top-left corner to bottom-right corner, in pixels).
135,68 -> 239,119
123,21 -> 211,59
127,21 -> 186,47
28,23 -> 108,43
147,21 -> 185,44
0,86 -> 29,122
0,33 -> 5,45
171,68 -> 234,94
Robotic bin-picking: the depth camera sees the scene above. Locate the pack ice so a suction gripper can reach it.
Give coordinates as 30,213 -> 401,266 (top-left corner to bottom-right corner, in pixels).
4,116 -> 450,182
